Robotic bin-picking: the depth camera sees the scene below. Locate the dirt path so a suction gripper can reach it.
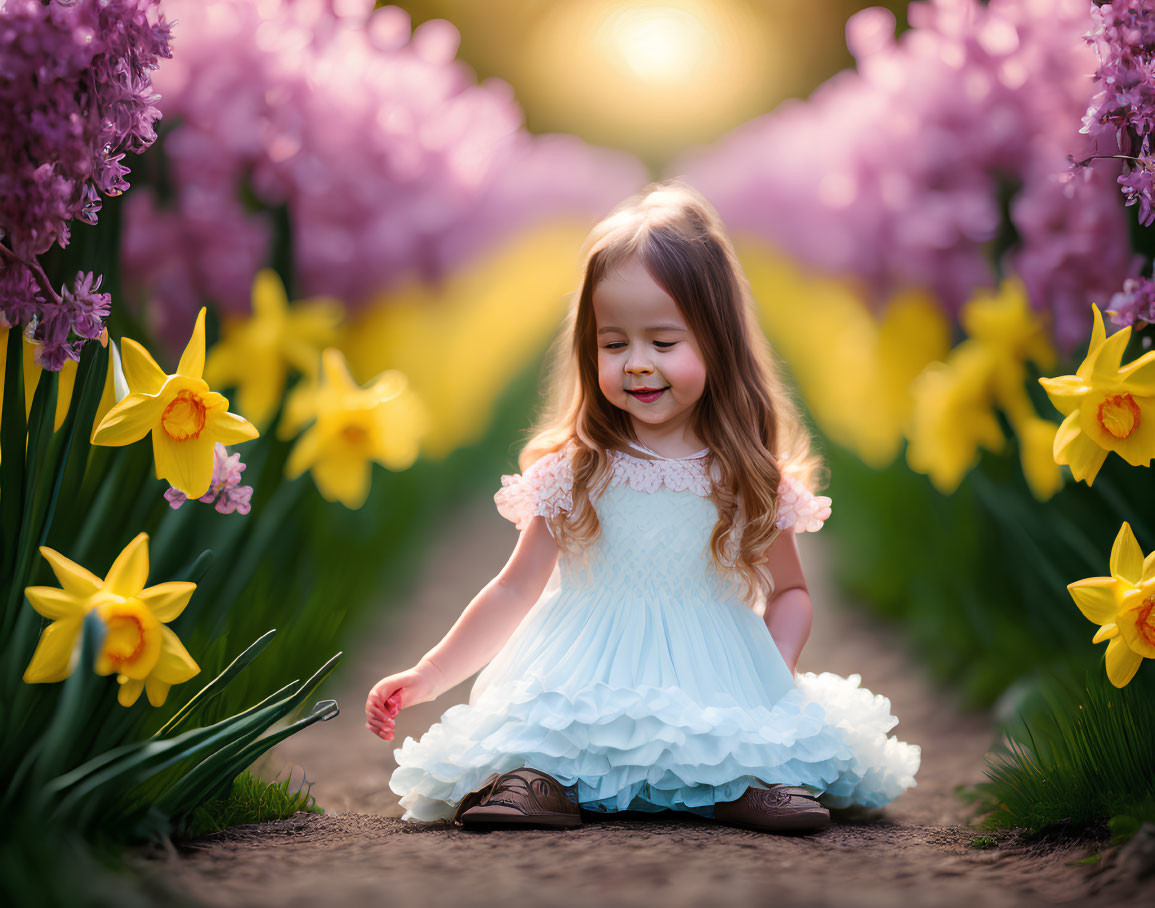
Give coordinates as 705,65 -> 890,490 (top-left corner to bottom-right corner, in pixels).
130,494 -> 1141,907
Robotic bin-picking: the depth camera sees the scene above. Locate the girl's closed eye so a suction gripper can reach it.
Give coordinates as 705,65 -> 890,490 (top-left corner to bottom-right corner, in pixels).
601,341 -> 678,349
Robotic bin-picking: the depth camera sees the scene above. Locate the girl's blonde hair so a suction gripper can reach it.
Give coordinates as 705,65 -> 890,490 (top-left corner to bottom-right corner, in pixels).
518,179 -> 824,607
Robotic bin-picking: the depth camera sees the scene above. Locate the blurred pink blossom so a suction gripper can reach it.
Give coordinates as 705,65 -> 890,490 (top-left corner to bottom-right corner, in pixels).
121,0 -> 645,350
679,0 -> 1134,353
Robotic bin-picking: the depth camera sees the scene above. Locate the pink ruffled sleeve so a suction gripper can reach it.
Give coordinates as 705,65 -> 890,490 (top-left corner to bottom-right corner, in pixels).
494,449 -> 574,531
775,472 -> 832,534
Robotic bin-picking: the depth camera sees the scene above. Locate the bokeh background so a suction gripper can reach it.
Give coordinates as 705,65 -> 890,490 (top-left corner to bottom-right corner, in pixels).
4,1 -> 1155,897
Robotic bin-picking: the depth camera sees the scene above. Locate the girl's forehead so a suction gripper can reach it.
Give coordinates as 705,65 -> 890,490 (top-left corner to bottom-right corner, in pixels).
592,259 -> 685,327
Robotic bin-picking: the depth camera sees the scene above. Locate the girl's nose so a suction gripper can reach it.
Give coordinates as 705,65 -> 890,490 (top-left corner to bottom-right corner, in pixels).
626,358 -> 653,375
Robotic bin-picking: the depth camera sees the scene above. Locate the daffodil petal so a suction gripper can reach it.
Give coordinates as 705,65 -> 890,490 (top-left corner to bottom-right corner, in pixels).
285,425 -> 324,479
91,392 -> 165,446
252,267 -> 288,319
117,676 -> 144,707
1089,304 -> 1107,355
144,676 -> 173,707
24,586 -> 87,620
278,385 -> 319,440
38,545 -> 102,596
119,337 -> 167,395
1110,522 -> 1145,585
1017,418 -> 1063,501
1054,415 -> 1108,485
1117,349 -> 1155,388
320,347 -> 357,393
208,408 -> 260,444
153,429 -> 216,499
138,581 -> 197,623
313,450 -> 372,509
1068,577 -> 1122,625
1038,375 -> 1086,416
236,364 -> 284,430
103,532 -> 150,598
1105,635 -> 1144,688
150,625 -> 200,684
1093,623 -> 1119,643
177,308 -> 207,380
1090,324 -> 1132,380
22,617 -> 83,683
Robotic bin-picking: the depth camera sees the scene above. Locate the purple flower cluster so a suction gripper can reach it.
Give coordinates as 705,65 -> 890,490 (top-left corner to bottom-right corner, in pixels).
1106,275 -> 1155,328
679,0 -> 1134,353
121,0 -> 645,349
1080,0 -> 1155,223
0,0 -> 173,368
164,443 -> 253,515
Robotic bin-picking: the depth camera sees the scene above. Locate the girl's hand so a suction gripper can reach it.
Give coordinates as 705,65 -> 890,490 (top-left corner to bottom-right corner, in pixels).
365,663 -> 442,741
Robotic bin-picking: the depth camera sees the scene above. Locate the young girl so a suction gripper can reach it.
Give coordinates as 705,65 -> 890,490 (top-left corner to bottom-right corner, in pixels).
366,181 -> 920,832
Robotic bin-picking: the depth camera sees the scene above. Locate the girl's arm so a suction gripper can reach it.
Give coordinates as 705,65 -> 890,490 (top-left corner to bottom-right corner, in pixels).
415,515 -> 560,694
761,528 -> 813,676
366,516 -> 559,739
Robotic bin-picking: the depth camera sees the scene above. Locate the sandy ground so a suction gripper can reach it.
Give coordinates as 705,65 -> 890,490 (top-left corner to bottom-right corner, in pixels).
129,494 -> 1148,907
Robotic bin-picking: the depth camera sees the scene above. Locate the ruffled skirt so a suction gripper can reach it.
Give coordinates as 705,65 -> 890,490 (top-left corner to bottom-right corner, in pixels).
389,671 -> 921,822
388,582 -> 921,822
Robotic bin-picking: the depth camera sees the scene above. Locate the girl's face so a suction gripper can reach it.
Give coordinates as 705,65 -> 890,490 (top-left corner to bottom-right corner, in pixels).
592,256 -> 707,442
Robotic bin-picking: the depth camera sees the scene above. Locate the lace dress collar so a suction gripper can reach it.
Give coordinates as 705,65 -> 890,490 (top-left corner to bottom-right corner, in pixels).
608,446 -> 714,497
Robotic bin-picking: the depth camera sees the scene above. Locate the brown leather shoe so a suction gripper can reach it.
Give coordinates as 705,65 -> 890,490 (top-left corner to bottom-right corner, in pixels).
453,767 -> 582,828
714,784 -> 830,833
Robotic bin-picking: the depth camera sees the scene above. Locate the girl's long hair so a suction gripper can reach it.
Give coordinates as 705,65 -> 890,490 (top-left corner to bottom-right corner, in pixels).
518,179 -> 824,608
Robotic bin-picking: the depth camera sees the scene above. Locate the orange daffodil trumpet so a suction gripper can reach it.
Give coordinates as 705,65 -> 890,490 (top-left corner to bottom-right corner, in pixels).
1068,522 -> 1155,688
1039,304 -> 1155,486
91,307 -> 259,499
22,532 -> 200,706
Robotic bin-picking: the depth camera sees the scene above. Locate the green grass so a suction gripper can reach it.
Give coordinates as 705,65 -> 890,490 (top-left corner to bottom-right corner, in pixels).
179,768 -> 323,839
963,665 -> 1155,841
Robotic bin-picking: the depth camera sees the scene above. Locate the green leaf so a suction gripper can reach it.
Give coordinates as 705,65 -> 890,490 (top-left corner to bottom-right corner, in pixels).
20,612 -> 107,796
0,323 -> 27,587
153,653 -> 341,818
153,629 -> 276,739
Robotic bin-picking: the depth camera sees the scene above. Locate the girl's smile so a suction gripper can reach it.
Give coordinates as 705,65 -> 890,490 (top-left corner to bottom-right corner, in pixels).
593,256 -> 707,448
626,386 -> 669,402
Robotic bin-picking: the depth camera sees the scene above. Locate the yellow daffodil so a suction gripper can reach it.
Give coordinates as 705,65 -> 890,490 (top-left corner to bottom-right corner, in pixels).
204,268 -> 343,430
906,279 -> 1061,499
91,308 -> 259,499
0,325 -> 78,432
340,222 -> 588,458
739,246 -> 950,469
278,347 -> 426,509
1067,522 -> 1155,688
23,532 -> 200,706
1014,416 -> 1064,501
961,278 -> 1056,373
1039,304 -> 1155,486
906,343 -> 1005,493
0,325 -> 107,470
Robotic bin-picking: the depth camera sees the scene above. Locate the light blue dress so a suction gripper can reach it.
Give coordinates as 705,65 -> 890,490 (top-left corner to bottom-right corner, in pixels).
388,446 -> 920,822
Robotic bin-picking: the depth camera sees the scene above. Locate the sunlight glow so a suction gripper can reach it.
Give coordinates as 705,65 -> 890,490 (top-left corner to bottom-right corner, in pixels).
523,0 -> 784,160
601,7 -> 709,86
